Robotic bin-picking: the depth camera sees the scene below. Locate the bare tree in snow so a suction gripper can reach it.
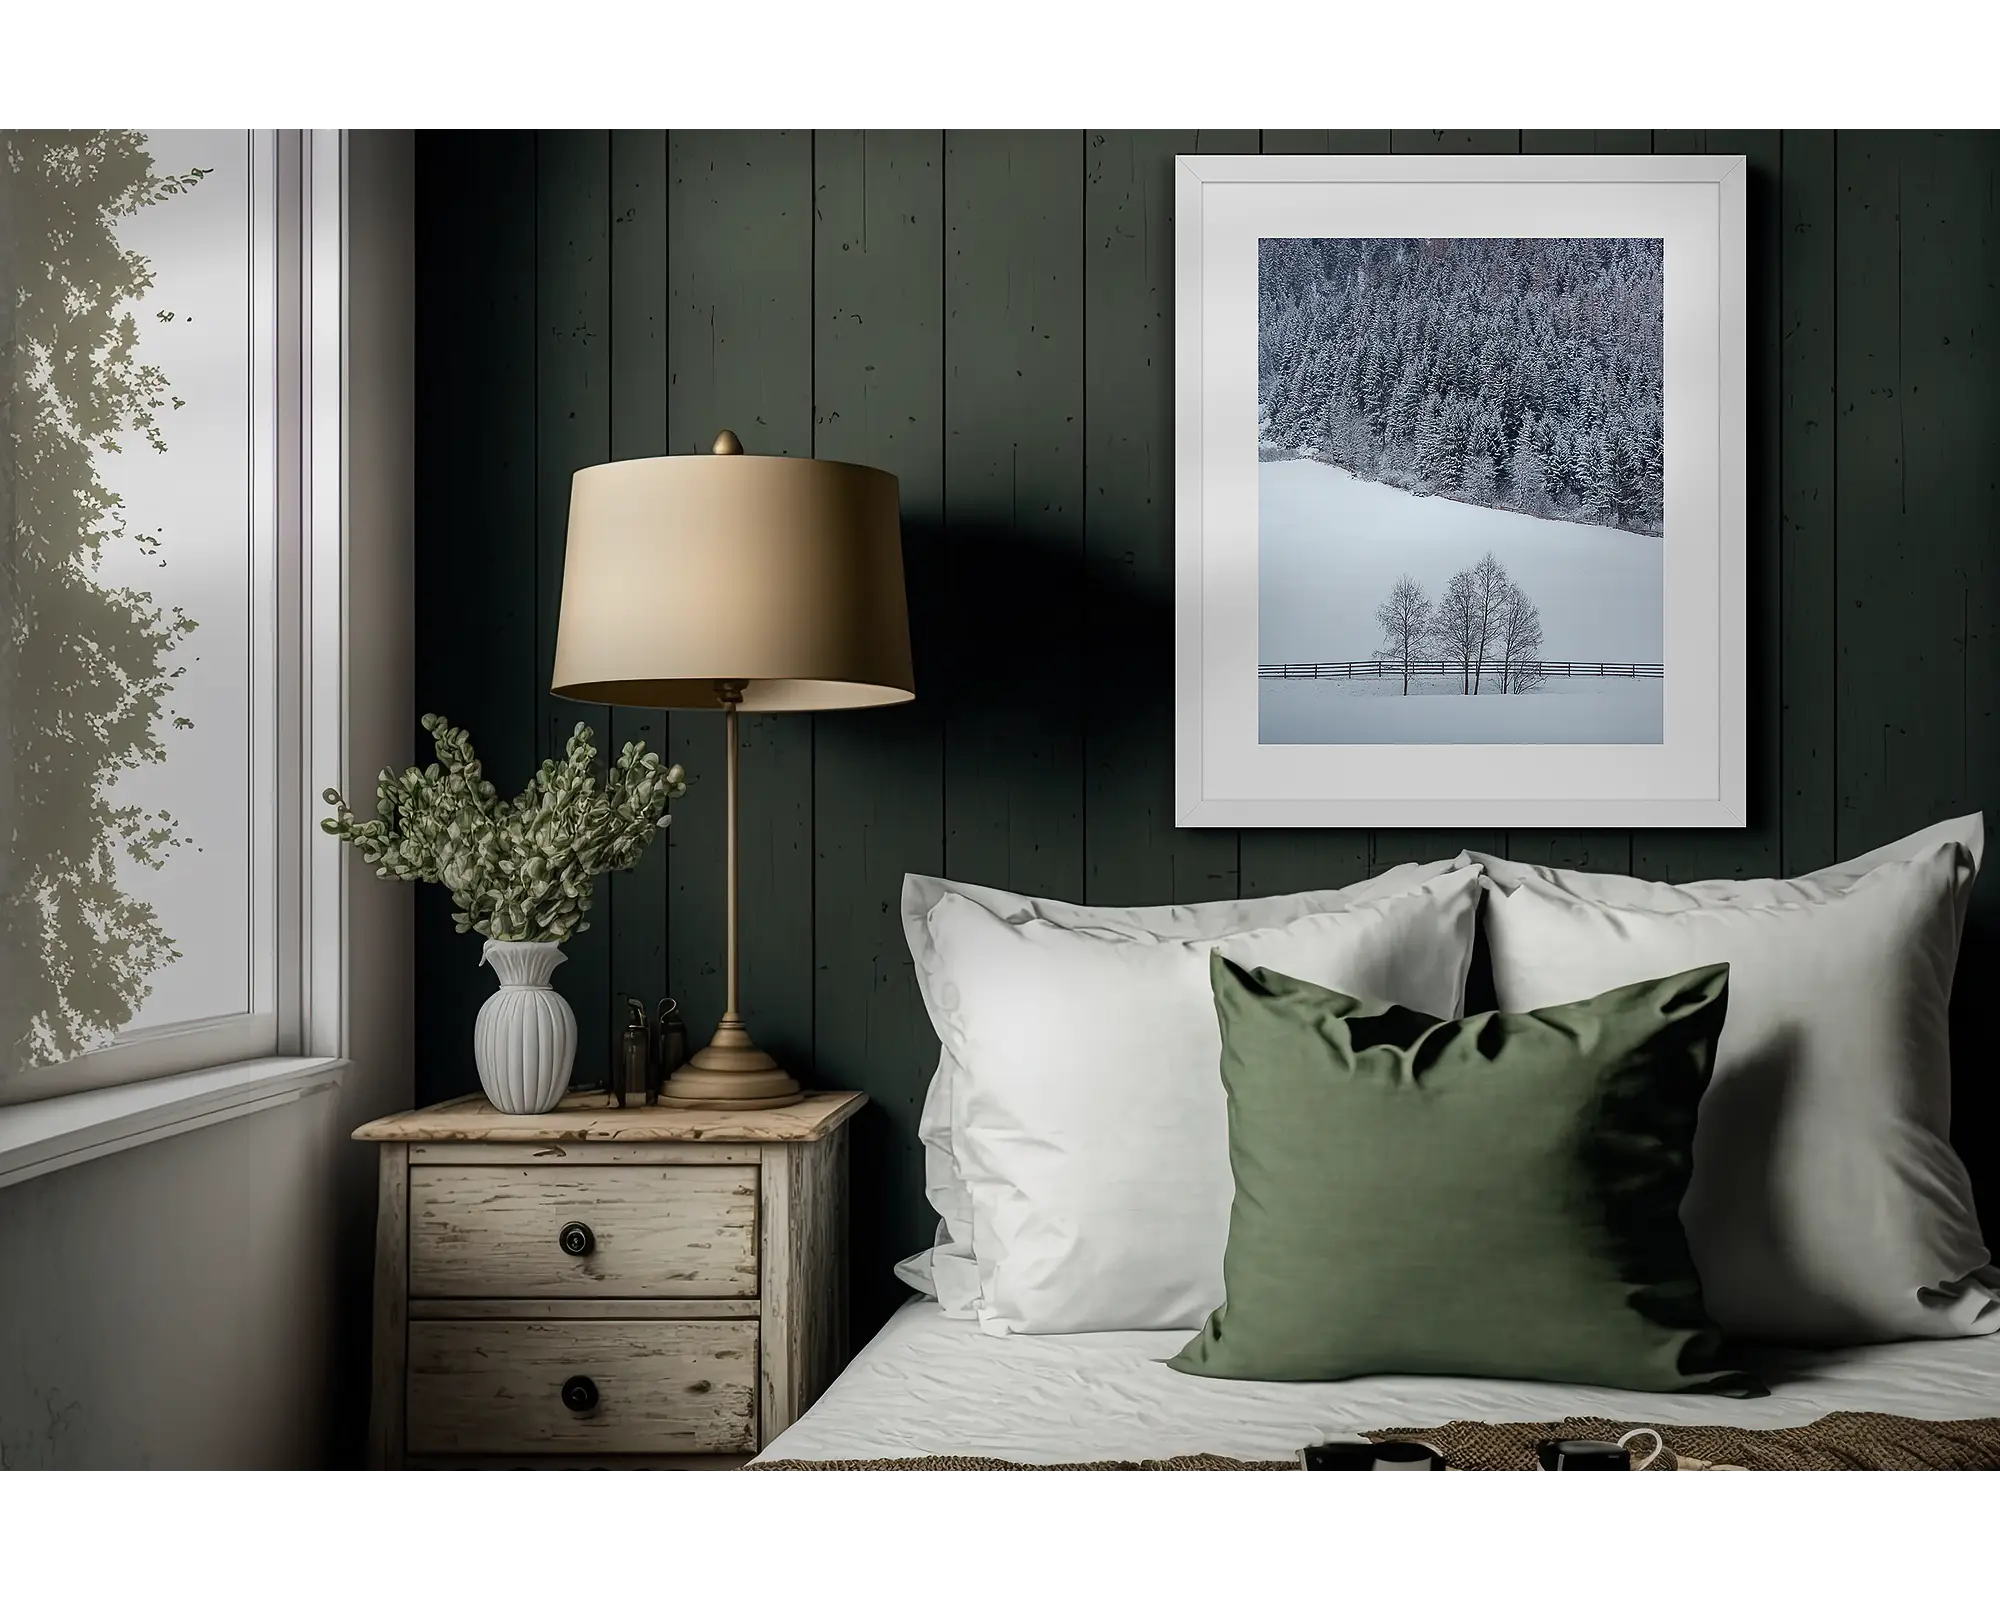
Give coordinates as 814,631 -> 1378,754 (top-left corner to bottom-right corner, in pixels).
1423,553 -> 1543,696
1467,551 -> 1512,695
1433,568 -> 1482,696
1496,580 -> 1545,694
1372,574 -> 1433,696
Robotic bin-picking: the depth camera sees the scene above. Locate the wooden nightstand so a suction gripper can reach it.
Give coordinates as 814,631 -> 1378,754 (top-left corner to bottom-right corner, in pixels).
353,1089 -> 864,1468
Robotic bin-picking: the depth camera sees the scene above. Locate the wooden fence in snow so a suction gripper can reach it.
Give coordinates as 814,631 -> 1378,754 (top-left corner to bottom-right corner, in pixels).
1258,660 -> 1664,680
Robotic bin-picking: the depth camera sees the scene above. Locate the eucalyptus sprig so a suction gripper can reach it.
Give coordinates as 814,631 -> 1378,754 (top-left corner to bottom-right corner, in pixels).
321,714 -> 688,943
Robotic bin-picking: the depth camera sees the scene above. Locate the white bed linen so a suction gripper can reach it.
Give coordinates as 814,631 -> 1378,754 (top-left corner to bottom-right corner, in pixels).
759,1298 -> 2000,1464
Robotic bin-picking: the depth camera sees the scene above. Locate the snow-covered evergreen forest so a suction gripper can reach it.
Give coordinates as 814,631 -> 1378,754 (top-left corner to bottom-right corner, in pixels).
1258,236 -> 1665,536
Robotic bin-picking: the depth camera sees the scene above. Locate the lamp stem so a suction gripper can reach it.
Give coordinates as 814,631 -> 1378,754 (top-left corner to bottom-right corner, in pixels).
723,690 -> 741,1022
655,679 -> 802,1110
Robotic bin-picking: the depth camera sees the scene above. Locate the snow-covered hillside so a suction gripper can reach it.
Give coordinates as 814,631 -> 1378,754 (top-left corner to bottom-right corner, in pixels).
1260,459 -> 1663,663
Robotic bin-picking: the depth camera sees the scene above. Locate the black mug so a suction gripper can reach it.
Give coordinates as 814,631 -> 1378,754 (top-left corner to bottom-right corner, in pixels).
1535,1428 -> 1664,1471
1302,1439 -> 1446,1472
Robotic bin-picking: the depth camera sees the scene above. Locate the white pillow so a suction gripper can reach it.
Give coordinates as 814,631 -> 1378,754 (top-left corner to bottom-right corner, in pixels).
894,860 -> 1470,1311
1483,844 -> 1998,1346
1456,813 -> 1982,928
926,868 -> 1483,1335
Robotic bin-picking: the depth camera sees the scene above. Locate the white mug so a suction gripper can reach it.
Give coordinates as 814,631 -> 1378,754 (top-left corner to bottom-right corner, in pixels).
1535,1428 -> 1665,1471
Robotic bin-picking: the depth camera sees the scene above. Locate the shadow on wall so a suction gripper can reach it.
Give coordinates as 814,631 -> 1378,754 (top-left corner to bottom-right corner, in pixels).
828,503 -> 1191,1333
1949,922 -> 2000,1240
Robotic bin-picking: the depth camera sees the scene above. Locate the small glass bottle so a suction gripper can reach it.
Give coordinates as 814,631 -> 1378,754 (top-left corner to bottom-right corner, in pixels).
613,997 -> 651,1108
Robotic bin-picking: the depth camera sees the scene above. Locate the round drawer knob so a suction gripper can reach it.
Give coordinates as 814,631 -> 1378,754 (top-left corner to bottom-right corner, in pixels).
558,1221 -> 595,1257
561,1375 -> 599,1414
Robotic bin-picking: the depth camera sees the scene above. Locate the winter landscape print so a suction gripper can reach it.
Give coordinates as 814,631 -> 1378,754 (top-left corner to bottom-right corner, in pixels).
1257,236 -> 1665,744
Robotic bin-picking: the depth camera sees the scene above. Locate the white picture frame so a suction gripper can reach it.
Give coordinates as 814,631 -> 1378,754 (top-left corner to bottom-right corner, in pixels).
1174,154 -> 1746,829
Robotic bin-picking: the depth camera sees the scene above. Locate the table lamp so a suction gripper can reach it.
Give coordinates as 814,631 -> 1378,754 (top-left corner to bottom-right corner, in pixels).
552,430 -> 913,1109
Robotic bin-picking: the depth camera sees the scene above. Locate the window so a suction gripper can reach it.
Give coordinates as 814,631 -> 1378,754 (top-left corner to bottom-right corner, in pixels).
1,129 -> 337,1105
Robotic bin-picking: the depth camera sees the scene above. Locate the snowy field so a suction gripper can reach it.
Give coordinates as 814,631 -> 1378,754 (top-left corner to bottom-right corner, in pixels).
1259,459 -> 1664,744
1260,674 -> 1662,745
1260,459 -> 1663,662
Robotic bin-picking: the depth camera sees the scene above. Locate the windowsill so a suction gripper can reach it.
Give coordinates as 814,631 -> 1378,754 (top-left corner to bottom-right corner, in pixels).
0,1056 -> 348,1192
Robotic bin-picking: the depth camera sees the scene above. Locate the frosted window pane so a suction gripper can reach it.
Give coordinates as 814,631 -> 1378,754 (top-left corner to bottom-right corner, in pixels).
3,130 -> 256,1073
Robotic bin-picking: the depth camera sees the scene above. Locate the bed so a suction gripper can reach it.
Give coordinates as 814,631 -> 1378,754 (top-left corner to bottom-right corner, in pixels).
757,1298 -> 2000,1466
816,831 -> 2000,1470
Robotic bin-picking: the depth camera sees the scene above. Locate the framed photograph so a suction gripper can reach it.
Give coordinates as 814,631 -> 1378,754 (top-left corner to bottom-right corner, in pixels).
1174,155 -> 1745,828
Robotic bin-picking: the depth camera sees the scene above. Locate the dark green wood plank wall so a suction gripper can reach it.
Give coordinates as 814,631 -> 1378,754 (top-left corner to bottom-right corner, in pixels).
416,130 -> 2000,1337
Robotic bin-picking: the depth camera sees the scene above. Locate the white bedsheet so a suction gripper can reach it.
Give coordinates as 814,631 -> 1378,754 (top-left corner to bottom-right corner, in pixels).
760,1298 -> 2000,1463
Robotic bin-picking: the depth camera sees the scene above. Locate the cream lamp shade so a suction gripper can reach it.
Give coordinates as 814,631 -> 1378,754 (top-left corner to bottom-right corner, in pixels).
551,444 -> 914,710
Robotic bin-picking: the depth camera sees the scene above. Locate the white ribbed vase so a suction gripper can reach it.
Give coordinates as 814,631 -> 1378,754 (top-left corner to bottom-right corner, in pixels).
473,940 -> 578,1115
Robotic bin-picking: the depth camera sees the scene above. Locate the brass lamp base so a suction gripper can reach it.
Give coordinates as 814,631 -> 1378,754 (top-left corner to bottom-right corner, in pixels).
658,1016 -> 803,1110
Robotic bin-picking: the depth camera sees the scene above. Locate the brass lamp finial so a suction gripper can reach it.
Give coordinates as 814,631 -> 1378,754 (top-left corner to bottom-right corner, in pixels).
711,428 -> 744,456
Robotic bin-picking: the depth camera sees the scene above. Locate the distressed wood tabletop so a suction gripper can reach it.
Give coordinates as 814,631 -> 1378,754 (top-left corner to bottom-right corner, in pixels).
352,1089 -> 866,1144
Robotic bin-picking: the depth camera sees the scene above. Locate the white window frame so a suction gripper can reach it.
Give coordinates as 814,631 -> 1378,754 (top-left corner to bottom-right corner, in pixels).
0,129 -> 349,1108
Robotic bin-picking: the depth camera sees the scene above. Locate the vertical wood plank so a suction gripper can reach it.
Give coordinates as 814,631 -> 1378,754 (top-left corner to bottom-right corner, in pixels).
812,129 -> 946,1334
366,1143 -> 408,1469
942,131 -> 1086,900
414,134 -> 539,1103
1836,132 -> 1937,859
666,132 -> 816,1075
608,130 -> 671,1025
1778,131 -> 1839,877
1631,131 -> 1783,882
1237,130 -> 1389,896
1943,134 -> 2000,870
537,132 -> 614,1087
1084,130 -> 1253,907
1861,132 -> 1982,837
1894,133 -> 2000,1227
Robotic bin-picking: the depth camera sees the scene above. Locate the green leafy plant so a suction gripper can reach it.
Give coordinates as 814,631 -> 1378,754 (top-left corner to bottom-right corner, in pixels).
321,714 -> 687,944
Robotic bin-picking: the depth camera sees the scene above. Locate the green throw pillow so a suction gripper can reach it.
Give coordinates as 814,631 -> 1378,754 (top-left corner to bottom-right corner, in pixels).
1170,957 -> 1751,1393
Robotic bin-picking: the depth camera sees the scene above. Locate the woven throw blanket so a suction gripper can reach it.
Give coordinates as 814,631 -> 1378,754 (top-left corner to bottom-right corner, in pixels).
1367,1412 -> 2000,1470
746,1411 -> 2000,1471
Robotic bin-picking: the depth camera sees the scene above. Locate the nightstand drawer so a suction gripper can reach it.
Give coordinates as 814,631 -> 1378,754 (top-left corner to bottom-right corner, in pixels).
407,1319 -> 758,1455
408,1165 -> 757,1299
